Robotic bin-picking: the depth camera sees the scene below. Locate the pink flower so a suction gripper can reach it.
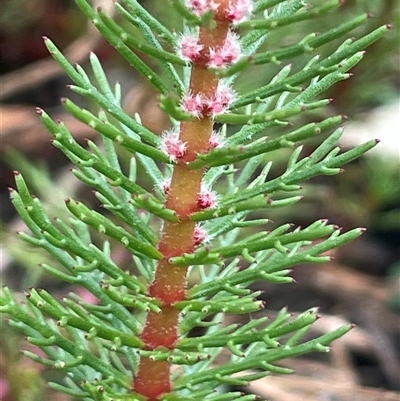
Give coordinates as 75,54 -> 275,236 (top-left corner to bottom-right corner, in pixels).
160,129 -> 187,161
181,84 -> 235,118
186,0 -> 219,16
209,130 -> 225,149
226,0 -> 253,23
181,91 -> 205,118
160,178 -> 171,195
205,82 -> 236,116
193,223 -> 208,246
207,31 -> 242,69
198,184 -> 218,209
176,33 -> 203,62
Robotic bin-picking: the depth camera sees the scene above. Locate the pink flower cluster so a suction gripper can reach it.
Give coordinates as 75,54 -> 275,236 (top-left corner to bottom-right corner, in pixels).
198,184 -> 219,209
226,0 -> 253,23
160,129 -> 187,161
176,30 -> 242,68
181,82 -> 236,117
208,83 -> 236,115
193,223 -> 208,246
176,33 -> 204,62
186,0 -> 253,23
182,92 -> 204,118
209,130 -> 224,149
207,31 -> 241,69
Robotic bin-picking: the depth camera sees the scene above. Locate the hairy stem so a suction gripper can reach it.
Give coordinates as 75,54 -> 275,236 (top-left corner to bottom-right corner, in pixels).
132,11 -> 230,400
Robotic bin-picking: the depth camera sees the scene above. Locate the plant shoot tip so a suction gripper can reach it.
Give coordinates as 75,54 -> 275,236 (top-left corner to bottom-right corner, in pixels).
3,2 -> 384,396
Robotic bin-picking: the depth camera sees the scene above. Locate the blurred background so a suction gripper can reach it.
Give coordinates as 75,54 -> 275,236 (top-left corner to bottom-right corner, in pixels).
0,1 -> 399,400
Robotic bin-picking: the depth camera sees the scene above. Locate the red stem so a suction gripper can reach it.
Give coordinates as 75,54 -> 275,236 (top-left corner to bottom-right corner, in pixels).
132,8 -> 230,400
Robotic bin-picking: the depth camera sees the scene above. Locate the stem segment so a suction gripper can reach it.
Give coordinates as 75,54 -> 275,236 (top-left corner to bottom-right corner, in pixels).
132,7 -> 231,399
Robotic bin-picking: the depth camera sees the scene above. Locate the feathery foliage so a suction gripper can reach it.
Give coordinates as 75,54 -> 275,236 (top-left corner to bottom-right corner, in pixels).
1,1 -> 389,400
